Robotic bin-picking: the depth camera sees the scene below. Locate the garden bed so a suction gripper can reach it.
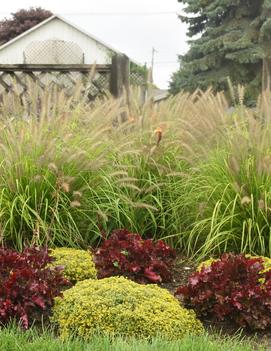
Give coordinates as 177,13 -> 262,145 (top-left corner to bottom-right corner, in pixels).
0,85 -> 271,350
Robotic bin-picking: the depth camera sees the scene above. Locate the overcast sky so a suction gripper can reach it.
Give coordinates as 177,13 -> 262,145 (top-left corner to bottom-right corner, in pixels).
0,0 -> 188,89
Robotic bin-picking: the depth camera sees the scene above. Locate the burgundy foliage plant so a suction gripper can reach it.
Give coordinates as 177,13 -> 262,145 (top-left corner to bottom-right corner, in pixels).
176,253 -> 271,330
0,7 -> 52,44
94,229 -> 176,284
0,247 -> 70,329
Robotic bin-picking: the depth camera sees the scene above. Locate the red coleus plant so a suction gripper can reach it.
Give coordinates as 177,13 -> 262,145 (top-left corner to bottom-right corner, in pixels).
176,253 -> 271,330
94,229 -> 176,283
0,247 -> 70,329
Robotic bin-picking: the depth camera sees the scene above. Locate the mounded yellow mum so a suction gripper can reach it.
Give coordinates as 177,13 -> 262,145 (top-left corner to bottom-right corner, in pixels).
50,248 -> 97,282
52,276 -> 203,340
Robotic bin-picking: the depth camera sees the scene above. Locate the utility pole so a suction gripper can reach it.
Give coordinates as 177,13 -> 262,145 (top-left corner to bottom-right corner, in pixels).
146,47 -> 158,103
150,47 -> 158,83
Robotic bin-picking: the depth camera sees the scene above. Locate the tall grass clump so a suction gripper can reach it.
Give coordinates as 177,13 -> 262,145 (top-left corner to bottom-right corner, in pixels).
2,81 -> 271,258
0,84 -> 190,249
175,89 -> 271,259
0,84 -> 129,249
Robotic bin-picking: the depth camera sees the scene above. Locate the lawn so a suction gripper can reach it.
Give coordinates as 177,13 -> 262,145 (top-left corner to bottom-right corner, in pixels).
0,326 -> 266,351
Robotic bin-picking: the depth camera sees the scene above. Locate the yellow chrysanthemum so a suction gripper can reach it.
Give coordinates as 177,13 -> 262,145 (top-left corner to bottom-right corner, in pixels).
50,248 -> 97,282
52,276 -> 203,340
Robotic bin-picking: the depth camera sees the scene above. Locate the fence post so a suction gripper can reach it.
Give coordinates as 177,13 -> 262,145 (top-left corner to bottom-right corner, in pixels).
110,54 -> 130,97
262,58 -> 271,93
110,54 -> 130,121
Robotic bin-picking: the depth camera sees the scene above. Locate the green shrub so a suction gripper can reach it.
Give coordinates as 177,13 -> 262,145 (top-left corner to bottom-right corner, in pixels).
50,248 -> 97,282
52,276 -> 203,340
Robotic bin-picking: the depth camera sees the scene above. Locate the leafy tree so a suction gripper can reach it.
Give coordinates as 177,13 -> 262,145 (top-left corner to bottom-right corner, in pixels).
170,0 -> 271,101
0,7 -> 52,45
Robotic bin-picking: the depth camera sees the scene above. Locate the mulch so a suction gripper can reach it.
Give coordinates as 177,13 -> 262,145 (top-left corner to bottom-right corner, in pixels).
160,253 -> 196,294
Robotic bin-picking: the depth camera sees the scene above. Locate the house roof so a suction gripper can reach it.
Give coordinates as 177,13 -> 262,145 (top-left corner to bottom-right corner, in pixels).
151,89 -> 169,102
0,14 -> 122,56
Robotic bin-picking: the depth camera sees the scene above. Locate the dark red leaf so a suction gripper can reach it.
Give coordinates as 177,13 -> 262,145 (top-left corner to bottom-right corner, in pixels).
94,228 -> 176,284
0,246 -> 70,328
175,253 -> 271,330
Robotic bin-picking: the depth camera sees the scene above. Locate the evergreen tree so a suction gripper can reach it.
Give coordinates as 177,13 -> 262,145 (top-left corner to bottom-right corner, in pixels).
170,0 -> 271,100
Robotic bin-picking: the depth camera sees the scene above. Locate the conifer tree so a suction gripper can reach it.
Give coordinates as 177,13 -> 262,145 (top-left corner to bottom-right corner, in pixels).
170,0 -> 271,100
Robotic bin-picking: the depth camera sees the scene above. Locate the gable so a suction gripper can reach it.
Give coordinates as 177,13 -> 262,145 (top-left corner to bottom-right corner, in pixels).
0,17 -> 116,64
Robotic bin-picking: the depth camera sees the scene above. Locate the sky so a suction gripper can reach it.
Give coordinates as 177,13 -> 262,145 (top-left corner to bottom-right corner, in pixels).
0,0 -> 189,89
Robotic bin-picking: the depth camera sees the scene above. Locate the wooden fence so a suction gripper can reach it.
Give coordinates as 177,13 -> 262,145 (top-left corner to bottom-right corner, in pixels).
0,54 -> 146,102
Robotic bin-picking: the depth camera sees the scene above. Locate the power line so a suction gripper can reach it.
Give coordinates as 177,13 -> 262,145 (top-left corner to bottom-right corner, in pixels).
146,61 -> 179,64
155,63 -> 179,66
0,11 -> 179,16
64,12 -> 179,16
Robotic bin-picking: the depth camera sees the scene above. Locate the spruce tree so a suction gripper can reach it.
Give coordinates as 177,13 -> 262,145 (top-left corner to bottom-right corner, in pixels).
170,0 -> 271,100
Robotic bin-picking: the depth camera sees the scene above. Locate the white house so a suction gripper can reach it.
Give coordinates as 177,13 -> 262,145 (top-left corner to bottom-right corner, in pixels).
0,14 -> 126,65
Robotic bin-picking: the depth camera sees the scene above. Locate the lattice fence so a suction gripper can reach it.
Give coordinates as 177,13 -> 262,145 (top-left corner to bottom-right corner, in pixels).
24,40 -> 84,64
130,72 -> 146,86
0,63 -> 146,103
0,65 -> 111,102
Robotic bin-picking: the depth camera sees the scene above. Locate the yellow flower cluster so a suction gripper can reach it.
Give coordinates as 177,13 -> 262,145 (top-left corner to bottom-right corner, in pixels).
50,248 -> 97,282
246,255 -> 271,274
52,276 -> 203,340
197,258 -> 217,271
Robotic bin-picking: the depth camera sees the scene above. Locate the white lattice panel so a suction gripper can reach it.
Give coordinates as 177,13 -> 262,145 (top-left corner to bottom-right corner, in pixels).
24,40 -> 84,64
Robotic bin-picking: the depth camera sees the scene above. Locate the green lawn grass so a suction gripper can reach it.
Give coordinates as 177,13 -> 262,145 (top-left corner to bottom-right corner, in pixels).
0,326 -> 266,351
